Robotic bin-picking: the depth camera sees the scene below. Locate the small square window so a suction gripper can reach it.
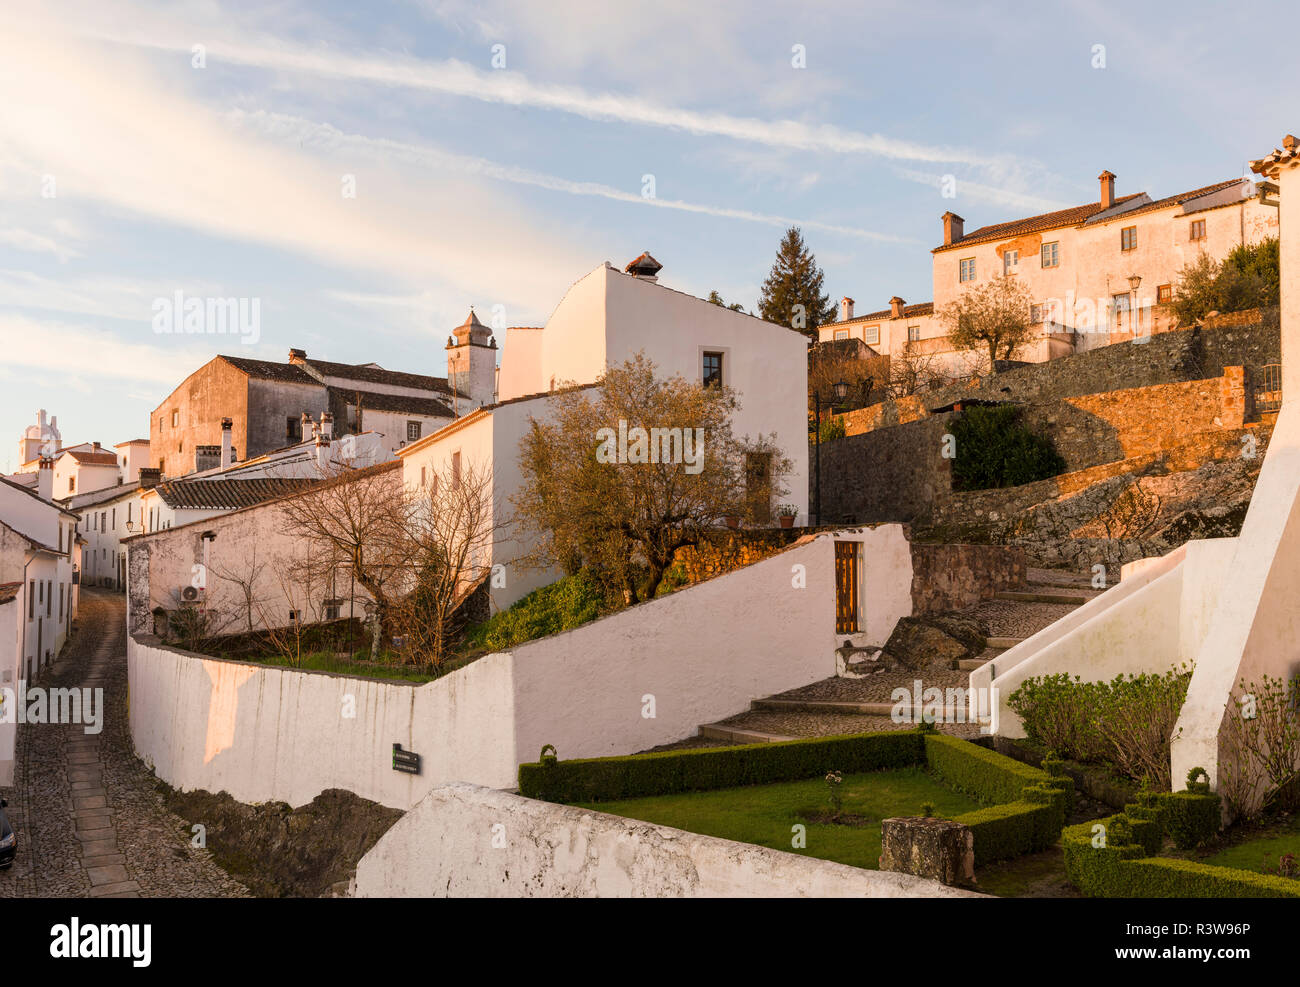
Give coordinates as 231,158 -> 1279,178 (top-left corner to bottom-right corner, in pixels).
407,421 -> 422,441
1040,242 -> 1059,268
862,325 -> 880,346
907,325 -> 921,342
1157,284 -> 1173,304
702,351 -> 723,387
1190,219 -> 1206,241
1121,226 -> 1137,251
171,410 -> 179,427
1003,249 -> 1019,274
833,329 -> 848,341
959,258 -> 976,282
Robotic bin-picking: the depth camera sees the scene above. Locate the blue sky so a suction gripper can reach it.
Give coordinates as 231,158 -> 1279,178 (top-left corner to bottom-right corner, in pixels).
0,0 -> 1295,469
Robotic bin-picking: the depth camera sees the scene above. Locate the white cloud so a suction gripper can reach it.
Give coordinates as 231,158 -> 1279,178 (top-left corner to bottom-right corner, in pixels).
0,227 -> 80,261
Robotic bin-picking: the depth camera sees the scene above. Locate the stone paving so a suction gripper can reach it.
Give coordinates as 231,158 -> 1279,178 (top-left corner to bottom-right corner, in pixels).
0,589 -> 247,898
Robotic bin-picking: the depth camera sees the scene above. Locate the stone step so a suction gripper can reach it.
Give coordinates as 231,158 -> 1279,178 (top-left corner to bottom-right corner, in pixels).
697,723 -> 795,744
957,658 -> 988,671
751,698 -> 965,718
994,590 -> 1090,606
985,637 -> 1024,650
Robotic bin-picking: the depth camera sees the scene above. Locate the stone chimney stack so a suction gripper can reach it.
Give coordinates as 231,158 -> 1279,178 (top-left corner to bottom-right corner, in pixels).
623,252 -> 663,282
889,296 -> 906,319
220,418 -> 233,469
1099,170 -> 1116,209
300,412 -> 312,443
315,433 -> 330,474
37,456 -> 53,501
941,211 -> 965,247
288,348 -> 307,365
840,297 -> 855,322
139,467 -> 161,490
320,412 -> 333,440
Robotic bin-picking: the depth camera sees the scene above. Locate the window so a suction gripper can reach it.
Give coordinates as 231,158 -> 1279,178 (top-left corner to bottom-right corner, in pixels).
1003,249 -> 1019,274
28,581 -> 34,619
1121,226 -> 1137,251
1040,241 -> 1059,268
288,610 -> 300,623
702,351 -> 723,388
451,451 -> 462,490
323,601 -> 341,621
744,452 -> 773,525
862,325 -> 880,346
908,325 -> 921,342
46,580 -> 51,617
1190,219 -> 1206,241
68,477 -> 75,493
159,416 -> 164,432
833,329 -> 848,341
1030,304 -> 1044,323
111,508 -> 116,529
420,466 -> 427,488
171,410 -> 179,427
59,585 -> 63,620
286,417 -> 301,442
158,459 -> 164,476
100,511 -> 106,531
1112,292 -> 1131,329
959,257 -> 976,282
407,421 -> 422,441
1157,283 -> 1173,304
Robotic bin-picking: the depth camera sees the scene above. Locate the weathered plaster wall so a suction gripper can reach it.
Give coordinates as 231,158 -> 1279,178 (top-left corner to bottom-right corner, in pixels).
352,782 -> 983,898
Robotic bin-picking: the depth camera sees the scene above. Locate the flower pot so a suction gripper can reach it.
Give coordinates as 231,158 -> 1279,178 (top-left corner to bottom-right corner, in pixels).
779,515 -> 795,529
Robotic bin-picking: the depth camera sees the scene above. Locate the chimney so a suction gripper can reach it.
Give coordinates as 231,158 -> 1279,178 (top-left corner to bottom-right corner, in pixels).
139,467 -> 161,490
623,252 -> 663,282
37,456 -> 53,501
1099,170 -> 1116,210
840,297 -> 855,322
941,211 -> 964,247
315,433 -> 330,474
220,418 -> 233,469
300,412 -> 311,442
288,348 -> 307,364
320,412 -> 333,440
889,296 -> 906,319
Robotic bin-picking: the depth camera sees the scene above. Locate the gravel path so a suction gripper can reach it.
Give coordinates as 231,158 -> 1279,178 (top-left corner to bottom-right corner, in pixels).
0,589 -> 247,899
773,667 -> 971,703
715,709 -> 983,740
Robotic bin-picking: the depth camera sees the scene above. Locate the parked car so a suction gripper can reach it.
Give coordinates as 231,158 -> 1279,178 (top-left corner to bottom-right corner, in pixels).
0,799 -> 15,869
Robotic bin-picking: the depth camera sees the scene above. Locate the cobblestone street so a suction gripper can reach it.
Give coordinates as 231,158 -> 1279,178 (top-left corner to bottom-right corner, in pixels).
0,588 -> 247,898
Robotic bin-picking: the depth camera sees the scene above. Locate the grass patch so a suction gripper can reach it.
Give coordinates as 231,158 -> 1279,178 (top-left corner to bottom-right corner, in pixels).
577,766 -> 980,871
1201,814 -> 1300,876
243,650 -> 439,683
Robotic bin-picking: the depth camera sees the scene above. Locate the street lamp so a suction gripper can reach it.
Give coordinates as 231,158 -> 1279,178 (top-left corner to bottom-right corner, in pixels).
814,379 -> 848,526
1127,274 -> 1142,335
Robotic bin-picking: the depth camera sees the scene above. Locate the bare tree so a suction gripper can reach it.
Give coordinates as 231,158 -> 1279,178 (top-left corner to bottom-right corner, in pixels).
209,542 -> 269,634
274,462 -> 411,658
389,460 -> 495,671
886,341 -> 946,398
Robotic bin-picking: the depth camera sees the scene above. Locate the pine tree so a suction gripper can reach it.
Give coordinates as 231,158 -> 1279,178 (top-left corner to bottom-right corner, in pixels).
757,226 -> 837,338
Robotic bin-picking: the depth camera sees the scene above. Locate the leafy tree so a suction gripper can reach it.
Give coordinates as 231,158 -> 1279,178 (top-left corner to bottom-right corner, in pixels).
949,404 -> 1065,491
758,226 -> 837,338
1171,237 -> 1280,325
514,353 -> 791,603
707,290 -> 746,313
938,275 -> 1035,369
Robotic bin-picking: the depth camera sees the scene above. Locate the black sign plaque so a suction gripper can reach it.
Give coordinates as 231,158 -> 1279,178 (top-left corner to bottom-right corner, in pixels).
392,743 -> 421,775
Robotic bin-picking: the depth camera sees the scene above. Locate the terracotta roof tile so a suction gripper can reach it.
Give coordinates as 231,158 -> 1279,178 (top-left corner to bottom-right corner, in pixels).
218,355 -> 319,384
304,358 -> 456,396
152,476 -> 321,511
839,301 -> 934,324
63,450 -> 120,466
0,582 -> 21,605
331,387 -> 455,417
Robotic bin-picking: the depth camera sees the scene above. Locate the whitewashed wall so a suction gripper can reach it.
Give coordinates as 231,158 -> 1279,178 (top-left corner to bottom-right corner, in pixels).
128,639 -> 518,808
352,783 -> 982,898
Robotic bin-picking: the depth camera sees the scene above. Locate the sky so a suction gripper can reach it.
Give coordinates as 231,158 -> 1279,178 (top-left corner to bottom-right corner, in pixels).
0,0 -> 1296,469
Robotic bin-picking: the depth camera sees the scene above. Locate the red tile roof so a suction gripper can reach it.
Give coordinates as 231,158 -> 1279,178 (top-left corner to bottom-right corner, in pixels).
934,177 -> 1248,253
840,301 -> 935,324
0,582 -> 21,605
152,476 -> 321,511
64,450 -> 120,466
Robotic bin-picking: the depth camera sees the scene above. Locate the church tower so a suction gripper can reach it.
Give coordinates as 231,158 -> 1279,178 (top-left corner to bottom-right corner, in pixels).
445,309 -> 497,412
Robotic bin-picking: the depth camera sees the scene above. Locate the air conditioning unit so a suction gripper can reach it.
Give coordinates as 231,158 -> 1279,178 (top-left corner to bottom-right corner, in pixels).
180,585 -> 201,603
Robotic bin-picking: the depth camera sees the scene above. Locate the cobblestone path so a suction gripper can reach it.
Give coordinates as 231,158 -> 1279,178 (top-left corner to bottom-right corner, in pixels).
0,588 -> 247,898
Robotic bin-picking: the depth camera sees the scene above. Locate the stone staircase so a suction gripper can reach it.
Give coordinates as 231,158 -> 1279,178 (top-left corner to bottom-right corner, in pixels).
691,567 -> 1109,744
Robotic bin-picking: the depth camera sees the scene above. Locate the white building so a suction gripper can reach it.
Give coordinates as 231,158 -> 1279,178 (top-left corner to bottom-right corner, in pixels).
401,254 -> 811,611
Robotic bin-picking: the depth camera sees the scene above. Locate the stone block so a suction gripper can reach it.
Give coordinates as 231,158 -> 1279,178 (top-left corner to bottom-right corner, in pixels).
879,816 -> 975,886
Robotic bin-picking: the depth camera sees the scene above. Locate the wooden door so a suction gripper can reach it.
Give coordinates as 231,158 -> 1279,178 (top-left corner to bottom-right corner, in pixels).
835,541 -> 860,633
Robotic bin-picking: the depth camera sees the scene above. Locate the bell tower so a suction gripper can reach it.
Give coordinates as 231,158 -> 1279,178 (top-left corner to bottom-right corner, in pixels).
445,309 -> 497,412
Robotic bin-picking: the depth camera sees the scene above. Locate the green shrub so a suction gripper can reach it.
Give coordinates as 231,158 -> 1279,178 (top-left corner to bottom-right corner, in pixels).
518,731 -> 925,803
819,416 -> 846,443
1008,667 -> 1191,788
465,570 -> 604,651
1154,791 -> 1221,850
923,733 -> 1051,805
1063,814 -> 1300,898
956,799 -> 1060,865
948,405 -> 1066,492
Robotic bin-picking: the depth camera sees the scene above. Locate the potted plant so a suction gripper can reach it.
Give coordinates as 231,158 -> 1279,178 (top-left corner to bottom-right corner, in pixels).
776,504 -> 799,528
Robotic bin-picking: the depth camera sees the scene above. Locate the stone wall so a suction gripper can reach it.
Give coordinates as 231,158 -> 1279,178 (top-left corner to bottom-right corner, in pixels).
909,542 -> 1026,613
352,782 -> 983,898
673,528 -> 809,582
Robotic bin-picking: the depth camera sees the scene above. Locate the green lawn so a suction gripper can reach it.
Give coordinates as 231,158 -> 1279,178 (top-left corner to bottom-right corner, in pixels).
578,766 -> 982,871
1203,816 -> 1300,876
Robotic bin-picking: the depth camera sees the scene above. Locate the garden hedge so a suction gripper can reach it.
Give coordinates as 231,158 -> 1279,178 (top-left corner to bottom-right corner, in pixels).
1154,791 -> 1221,850
519,730 -> 1076,867
517,731 -> 925,803
1062,810 -> 1300,897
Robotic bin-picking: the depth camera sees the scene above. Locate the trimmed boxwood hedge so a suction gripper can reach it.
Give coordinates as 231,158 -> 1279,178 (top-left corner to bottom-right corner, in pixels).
517,731 -> 926,803
1155,791 -> 1221,850
1062,810 -> 1300,897
519,730 -> 1076,867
